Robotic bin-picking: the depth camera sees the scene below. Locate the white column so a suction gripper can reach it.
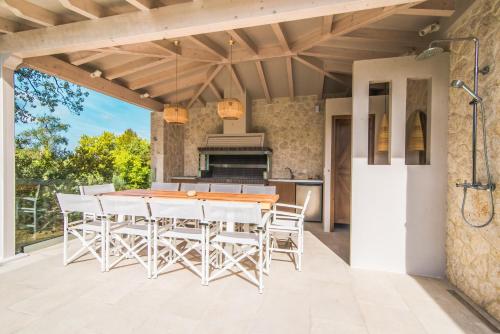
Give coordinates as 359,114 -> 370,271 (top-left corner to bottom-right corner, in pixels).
0,55 -> 21,260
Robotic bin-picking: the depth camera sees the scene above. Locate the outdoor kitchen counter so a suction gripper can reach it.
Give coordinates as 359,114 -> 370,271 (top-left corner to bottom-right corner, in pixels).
268,179 -> 323,184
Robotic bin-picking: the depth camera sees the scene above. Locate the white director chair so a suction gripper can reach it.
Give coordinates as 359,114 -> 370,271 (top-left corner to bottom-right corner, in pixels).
149,198 -> 207,284
99,195 -> 153,278
267,191 -> 311,272
57,193 -> 107,272
203,201 -> 271,293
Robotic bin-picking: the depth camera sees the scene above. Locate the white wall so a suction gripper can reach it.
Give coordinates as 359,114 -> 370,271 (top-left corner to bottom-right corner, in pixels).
351,54 -> 449,277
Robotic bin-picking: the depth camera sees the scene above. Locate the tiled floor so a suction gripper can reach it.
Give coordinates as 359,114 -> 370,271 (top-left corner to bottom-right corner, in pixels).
0,232 -> 494,334
305,222 -> 350,264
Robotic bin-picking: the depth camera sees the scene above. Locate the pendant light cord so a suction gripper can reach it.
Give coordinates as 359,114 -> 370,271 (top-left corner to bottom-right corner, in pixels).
229,39 -> 233,100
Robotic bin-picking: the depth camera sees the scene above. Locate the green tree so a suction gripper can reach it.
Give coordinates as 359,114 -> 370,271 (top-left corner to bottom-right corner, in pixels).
69,130 -> 150,189
15,115 -> 71,181
15,68 -> 89,123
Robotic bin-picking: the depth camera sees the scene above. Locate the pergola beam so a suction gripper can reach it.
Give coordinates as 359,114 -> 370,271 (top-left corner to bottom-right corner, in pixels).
23,55 -> 164,111
0,0 -> 421,57
187,64 -> 224,108
187,35 -> 227,60
255,61 -> 271,103
59,0 -> 107,19
0,0 -> 62,27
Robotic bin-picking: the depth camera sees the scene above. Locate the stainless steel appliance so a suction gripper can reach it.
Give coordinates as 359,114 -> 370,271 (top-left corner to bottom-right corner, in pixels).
296,183 -> 322,222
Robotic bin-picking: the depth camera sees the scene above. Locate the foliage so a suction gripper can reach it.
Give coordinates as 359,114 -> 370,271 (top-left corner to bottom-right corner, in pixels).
15,68 -> 89,123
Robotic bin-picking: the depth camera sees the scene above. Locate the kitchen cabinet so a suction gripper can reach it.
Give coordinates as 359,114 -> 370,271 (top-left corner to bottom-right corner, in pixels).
268,180 -> 296,212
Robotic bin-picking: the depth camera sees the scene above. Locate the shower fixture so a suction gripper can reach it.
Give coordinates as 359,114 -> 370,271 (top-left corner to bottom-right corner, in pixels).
416,37 -> 495,228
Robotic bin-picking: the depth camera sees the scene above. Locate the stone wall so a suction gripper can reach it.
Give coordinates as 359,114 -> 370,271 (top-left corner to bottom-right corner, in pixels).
445,0 -> 499,320
182,95 -> 324,179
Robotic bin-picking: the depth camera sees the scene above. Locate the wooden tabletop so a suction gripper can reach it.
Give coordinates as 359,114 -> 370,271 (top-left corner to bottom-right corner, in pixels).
102,189 -> 279,205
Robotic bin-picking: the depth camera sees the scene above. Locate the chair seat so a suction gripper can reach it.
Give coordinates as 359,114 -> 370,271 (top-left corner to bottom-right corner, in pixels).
112,224 -> 151,236
268,219 -> 300,231
160,227 -> 203,241
212,231 -> 259,246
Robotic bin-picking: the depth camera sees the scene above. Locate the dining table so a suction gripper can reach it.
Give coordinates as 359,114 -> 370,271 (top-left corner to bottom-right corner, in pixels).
102,189 -> 279,210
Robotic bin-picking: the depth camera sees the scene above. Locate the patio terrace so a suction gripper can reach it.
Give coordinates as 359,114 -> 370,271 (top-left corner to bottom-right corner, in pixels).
0,231 -> 494,334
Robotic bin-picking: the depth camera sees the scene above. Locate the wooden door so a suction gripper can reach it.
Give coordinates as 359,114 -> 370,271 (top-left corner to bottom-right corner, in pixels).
331,116 -> 351,229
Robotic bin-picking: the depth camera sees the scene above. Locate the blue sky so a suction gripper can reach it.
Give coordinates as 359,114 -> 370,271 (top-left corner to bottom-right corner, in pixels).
15,84 -> 151,150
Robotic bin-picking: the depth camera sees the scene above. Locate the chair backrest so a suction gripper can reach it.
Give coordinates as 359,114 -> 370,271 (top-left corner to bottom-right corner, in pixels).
242,185 -> 276,195
148,198 -> 204,221
79,183 -> 115,196
99,195 -> 150,218
57,193 -> 103,215
210,183 -> 242,194
151,182 -> 179,191
180,183 -> 210,192
299,190 -> 312,216
203,201 -> 261,225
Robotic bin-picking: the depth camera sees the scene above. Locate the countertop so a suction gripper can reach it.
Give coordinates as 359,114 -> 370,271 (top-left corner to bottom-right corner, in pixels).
268,178 -> 323,184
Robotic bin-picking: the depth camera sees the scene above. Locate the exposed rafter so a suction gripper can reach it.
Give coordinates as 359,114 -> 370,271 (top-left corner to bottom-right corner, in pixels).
228,29 -> 258,55
147,71 -> 207,98
188,35 -> 227,60
209,82 -> 222,100
285,56 -> 294,100
293,56 -> 344,85
0,17 -> 31,34
23,55 -> 164,111
321,15 -> 334,35
301,46 -> 397,61
127,62 -> 212,90
271,23 -> 290,52
126,0 -> 154,11
0,0 -> 63,27
398,0 -> 454,16
66,50 -> 111,65
59,0 -> 108,20
103,57 -> 167,80
188,64 -> 224,108
255,61 -> 271,103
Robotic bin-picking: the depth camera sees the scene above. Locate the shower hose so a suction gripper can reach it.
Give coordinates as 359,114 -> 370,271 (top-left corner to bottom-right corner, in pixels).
460,100 -> 495,228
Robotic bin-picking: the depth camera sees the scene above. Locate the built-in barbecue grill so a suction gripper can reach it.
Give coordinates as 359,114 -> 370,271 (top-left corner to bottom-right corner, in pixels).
198,134 -> 272,184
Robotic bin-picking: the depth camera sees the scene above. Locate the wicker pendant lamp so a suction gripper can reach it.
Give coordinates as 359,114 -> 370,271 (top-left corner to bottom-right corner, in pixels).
377,84 -> 390,152
408,110 -> 425,151
164,40 -> 188,125
217,39 -> 243,120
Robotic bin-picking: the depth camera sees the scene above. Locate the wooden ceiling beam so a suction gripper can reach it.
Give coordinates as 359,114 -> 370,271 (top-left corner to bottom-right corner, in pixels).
270,23 -> 290,52
285,56 -> 294,100
346,28 -> 429,47
321,15 -> 334,35
126,0 -> 154,11
255,61 -> 271,103
301,46 -> 397,61
67,50 -> 111,65
398,0 -> 454,16
0,0 -> 63,27
103,57 -> 167,80
293,3 -> 419,52
228,29 -> 258,55
146,71 -> 207,98
188,64 -> 224,108
59,0 -> 108,19
323,60 -> 353,74
23,55 -> 164,111
127,61 -> 212,90
103,42 -> 173,58
187,35 -> 227,60
293,55 -> 344,85
0,17 -> 32,34
209,82 -> 222,100
0,0 -> 422,57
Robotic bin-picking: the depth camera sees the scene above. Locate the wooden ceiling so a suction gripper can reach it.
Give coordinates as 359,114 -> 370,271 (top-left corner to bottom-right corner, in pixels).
0,0 -> 455,111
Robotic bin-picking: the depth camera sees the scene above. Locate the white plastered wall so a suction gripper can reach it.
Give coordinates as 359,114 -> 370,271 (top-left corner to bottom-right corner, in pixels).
350,54 -> 449,277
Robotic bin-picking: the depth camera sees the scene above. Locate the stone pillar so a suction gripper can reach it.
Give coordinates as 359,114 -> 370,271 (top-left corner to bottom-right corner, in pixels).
0,55 -> 21,260
150,111 -> 184,182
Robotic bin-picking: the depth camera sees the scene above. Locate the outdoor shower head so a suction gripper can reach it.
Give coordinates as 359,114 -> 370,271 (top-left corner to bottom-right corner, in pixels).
415,46 -> 444,61
451,80 -> 482,101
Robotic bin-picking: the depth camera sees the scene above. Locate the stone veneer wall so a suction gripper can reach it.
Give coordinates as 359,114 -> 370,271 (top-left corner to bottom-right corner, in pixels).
183,95 -> 323,178
445,0 -> 499,320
